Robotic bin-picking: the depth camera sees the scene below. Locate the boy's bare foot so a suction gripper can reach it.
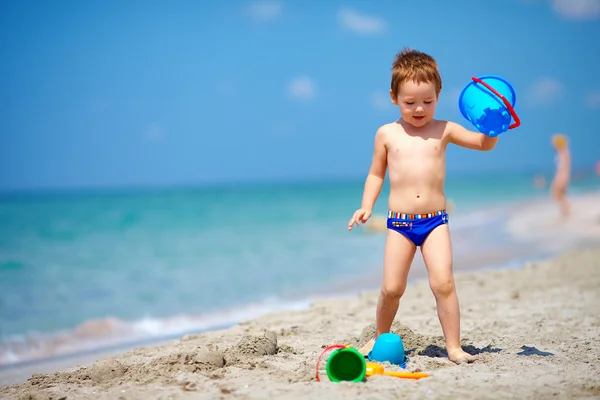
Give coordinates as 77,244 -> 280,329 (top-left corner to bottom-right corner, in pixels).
358,339 -> 375,356
447,347 -> 476,364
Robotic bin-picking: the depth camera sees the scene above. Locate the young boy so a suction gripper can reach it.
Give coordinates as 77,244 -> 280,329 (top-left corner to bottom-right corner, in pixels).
348,48 -> 499,364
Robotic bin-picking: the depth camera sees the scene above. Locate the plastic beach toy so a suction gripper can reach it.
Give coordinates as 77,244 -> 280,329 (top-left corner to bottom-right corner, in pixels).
458,75 -> 521,137
315,343 -> 431,383
315,344 -> 366,382
366,362 -> 430,380
367,333 -> 407,367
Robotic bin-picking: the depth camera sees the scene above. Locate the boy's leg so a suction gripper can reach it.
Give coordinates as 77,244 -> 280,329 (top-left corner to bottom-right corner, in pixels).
359,230 -> 416,355
420,224 -> 476,364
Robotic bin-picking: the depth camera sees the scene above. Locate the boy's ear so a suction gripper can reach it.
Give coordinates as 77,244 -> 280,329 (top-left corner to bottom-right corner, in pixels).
390,89 -> 398,105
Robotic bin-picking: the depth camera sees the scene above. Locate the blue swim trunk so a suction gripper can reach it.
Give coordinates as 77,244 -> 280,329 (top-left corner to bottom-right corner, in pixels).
386,209 -> 449,246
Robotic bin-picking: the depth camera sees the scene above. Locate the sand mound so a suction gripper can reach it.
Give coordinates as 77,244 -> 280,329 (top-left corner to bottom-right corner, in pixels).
12,331 -> 277,393
229,330 -> 278,358
358,321 -> 445,352
355,320 -> 501,361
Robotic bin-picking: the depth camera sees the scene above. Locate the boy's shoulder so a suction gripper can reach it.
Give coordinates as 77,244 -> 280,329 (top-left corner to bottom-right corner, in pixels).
375,120 -> 400,136
379,120 -> 398,129
373,122 -> 401,147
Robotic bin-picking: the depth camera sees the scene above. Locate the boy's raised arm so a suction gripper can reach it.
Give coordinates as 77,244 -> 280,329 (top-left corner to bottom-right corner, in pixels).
447,121 -> 498,151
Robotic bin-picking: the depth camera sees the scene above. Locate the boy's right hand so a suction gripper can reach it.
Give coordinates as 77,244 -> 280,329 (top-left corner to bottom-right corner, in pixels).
348,208 -> 372,231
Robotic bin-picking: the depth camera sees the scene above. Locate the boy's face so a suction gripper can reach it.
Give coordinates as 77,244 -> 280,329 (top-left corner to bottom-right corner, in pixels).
391,80 -> 438,128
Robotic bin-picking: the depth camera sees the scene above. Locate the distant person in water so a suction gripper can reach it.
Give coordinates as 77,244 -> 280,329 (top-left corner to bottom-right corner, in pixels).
550,133 -> 571,218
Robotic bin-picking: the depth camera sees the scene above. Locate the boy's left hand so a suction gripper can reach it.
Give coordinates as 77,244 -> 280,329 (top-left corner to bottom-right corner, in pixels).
348,208 -> 372,231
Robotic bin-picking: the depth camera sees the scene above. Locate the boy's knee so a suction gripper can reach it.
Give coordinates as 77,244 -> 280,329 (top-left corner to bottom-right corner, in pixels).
381,283 -> 405,300
430,277 -> 455,298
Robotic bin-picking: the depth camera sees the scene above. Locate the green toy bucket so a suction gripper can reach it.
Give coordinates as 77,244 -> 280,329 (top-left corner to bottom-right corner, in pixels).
316,344 -> 366,383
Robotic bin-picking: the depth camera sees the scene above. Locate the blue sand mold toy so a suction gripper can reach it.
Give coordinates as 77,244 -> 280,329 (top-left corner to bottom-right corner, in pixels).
368,333 -> 408,368
458,75 -> 521,137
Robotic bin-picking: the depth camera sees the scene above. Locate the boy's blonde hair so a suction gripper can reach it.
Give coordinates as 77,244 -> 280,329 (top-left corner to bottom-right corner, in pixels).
391,48 -> 442,98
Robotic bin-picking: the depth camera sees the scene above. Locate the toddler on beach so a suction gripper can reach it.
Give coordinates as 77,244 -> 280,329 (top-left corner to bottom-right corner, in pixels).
348,48 -> 499,364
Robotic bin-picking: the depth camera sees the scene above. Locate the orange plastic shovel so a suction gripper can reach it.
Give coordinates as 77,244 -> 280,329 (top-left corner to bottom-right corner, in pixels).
366,362 -> 429,380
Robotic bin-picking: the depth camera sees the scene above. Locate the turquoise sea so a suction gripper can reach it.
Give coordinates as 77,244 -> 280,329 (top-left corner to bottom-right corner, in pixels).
1,171 -> 599,366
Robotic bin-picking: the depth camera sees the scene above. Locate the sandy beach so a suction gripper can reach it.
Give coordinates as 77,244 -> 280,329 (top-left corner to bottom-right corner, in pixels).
2,191 -> 600,399
2,240 -> 599,399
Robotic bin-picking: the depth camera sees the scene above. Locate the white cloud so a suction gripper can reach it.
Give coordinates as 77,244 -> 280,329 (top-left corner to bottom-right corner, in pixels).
247,1 -> 283,23
288,76 -> 316,101
585,91 -> 600,108
337,8 -> 386,35
371,92 -> 392,110
525,77 -> 565,106
551,0 -> 600,20
144,123 -> 165,141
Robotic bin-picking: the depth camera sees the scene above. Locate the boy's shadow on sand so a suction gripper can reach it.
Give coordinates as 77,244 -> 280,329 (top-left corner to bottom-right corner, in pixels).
407,344 -> 502,358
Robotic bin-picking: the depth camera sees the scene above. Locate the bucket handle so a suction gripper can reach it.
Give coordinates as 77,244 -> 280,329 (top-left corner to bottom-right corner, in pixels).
471,76 -> 521,130
315,344 -> 347,382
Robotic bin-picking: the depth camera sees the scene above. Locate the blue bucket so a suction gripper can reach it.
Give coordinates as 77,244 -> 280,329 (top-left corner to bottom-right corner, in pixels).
367,333 -> 407,367
458,75 -> 521,137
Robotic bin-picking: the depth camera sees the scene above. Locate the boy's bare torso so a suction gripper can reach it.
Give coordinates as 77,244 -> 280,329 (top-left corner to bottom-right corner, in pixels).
382,119 -> 449,214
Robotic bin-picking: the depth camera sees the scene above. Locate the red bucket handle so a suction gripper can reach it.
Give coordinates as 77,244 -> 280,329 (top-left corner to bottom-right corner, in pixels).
471,76 -> 521,130
315,344 -> 347,382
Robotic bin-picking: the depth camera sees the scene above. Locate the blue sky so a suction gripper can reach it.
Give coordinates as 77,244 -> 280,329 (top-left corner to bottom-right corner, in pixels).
1,0 -> 599,191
